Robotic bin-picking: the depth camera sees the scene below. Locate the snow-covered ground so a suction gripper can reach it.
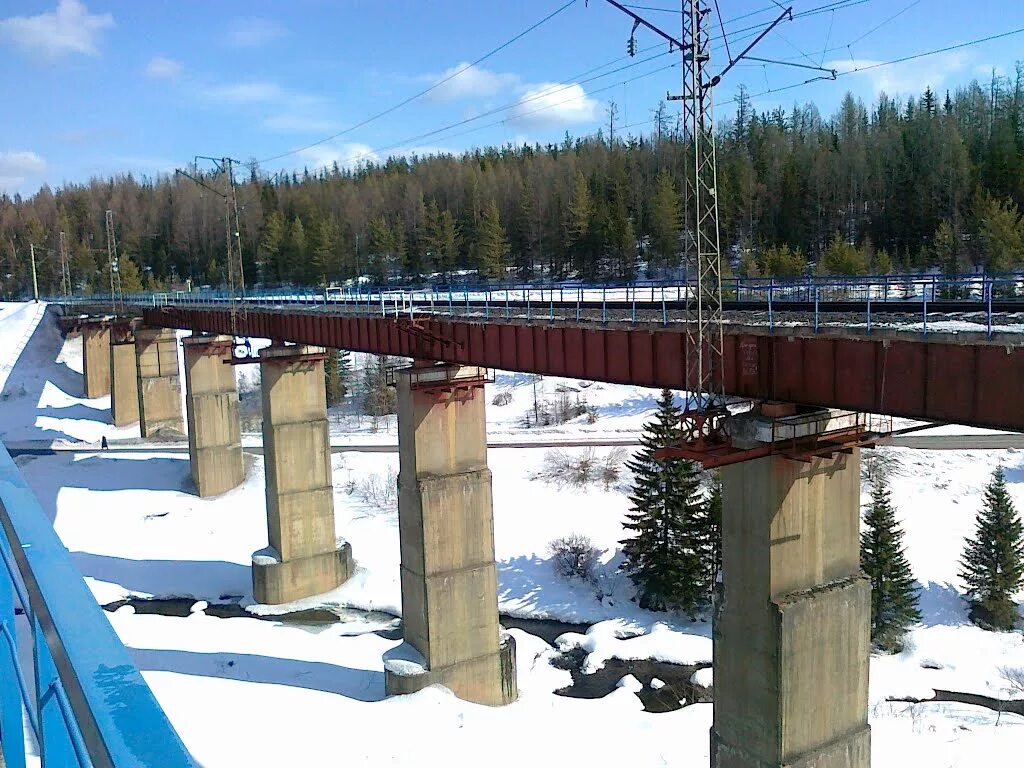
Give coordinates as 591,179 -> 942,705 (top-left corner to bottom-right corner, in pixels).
1,302 -> 1023,766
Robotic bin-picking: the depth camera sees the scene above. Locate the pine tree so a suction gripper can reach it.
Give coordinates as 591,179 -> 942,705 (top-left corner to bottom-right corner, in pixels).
818,232 -> 867,275
324,349 -> 348,406
283,216 -> 307,283
258,210 -> 285,284
515,178 -> 541,277
860,477 -> 921,651
959,467 -> 1024,630
475,199 -> 508,279
621,389 -> 708,616
564,170 -> 592,277
649,170 -> 681,274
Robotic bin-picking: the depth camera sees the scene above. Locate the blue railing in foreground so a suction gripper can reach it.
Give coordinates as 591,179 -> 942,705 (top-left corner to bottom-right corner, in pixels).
0,444 -> 195,767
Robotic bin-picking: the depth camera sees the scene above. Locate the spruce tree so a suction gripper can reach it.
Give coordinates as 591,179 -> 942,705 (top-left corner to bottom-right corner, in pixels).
860,477 -> 920,651
648,171 -> 681,273
621,389 -> 708,616
324,349 -> 348,406
959,467 -> 1024,630
475,199 -> 508,279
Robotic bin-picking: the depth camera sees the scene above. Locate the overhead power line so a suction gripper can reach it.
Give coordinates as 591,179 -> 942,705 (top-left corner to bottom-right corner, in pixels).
257,0 -> 579,164
262,2 -> 1007,182
721,25 -> 1024,106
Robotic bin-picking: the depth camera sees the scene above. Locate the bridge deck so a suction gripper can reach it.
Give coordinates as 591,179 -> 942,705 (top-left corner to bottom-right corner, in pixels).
124,302 -> 1024,433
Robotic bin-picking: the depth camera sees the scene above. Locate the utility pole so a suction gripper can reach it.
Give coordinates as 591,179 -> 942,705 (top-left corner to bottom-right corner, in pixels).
176,156 -> 248,337
59,230 -> 71,300
106,210 -> 124,315
29,243 -> 39,303
600,0 -> 815,428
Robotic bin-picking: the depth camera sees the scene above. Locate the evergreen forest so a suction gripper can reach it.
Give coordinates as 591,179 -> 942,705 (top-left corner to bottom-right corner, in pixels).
3,68 -> 1024,299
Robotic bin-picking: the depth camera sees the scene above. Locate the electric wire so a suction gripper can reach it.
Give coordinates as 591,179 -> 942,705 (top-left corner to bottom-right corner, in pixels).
257,0 -> 580,164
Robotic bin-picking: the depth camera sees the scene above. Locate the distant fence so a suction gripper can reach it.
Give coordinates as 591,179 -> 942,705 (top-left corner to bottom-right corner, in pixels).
0,444 -> 195,767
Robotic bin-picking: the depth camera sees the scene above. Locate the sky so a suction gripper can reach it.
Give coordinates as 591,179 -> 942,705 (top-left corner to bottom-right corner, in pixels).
0,0 -> 1022,196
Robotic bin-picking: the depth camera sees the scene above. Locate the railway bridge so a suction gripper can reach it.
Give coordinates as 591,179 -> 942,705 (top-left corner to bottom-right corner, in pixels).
58,282 -> 1024,768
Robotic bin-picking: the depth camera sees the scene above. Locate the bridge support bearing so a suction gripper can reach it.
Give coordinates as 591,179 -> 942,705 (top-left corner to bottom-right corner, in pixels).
134,327 -> 183,437
183,335 -> 244,497
252,344 -> 352,605
712,445 -> 870,768
82,321 -> 111,398
384,363 -> 518,706
110,325 -> 139,426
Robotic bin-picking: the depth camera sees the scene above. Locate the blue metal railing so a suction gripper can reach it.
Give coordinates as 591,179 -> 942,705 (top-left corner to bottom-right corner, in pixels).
0,444 -> 195,768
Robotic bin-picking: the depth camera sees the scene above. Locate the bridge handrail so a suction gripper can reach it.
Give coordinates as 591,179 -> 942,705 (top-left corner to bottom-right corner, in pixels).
0,443 -> 195,767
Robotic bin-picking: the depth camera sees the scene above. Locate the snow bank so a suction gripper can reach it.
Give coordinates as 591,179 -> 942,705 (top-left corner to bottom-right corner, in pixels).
556,619 -> 712,673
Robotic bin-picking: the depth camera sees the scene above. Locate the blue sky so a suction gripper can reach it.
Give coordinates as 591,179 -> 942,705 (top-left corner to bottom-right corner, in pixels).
1,0 -> 1021,196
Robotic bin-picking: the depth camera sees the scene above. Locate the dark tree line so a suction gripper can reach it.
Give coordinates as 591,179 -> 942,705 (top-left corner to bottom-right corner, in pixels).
3,66 -> 1024,299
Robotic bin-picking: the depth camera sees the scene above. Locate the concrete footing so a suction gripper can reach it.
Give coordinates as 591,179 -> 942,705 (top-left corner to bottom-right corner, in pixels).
252,542 -> 354,606
183,335 -> 244,497
384,632 -> 518,705
252,343 -> 352,605
712,440 -> 870,768
135,327 -> 183,437
109,324 -> 139,426
82,322 -> 111,398
386,363 -> 517,706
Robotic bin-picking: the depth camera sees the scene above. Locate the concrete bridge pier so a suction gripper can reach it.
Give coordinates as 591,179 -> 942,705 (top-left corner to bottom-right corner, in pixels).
109,322 -> 139,426
252,343 -> 353,605
81,320 -> 111,398
183,335 -> 244,497
384,363 -> 517,706
134,327 -> 184,437
712,424 -> 870,767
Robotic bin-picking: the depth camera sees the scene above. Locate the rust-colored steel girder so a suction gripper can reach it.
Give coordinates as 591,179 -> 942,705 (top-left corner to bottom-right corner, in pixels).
142,306 -> 1024,432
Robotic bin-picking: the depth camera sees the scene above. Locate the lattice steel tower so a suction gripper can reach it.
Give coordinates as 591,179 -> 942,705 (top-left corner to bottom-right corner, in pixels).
679,0 -> 725,412
105,210 -> 124,315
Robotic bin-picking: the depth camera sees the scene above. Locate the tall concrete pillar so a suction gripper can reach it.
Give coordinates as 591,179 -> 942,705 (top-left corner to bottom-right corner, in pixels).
109,323 -> 139,426
134,327 -> 183,437
252,344 -> 353,605
183,335 -> 244,497
713,448 -> 870,768
81,322 -> 111,398
384,363 -> 517,706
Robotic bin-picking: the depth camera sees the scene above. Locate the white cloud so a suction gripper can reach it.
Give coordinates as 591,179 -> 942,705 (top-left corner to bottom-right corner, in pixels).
145,56 -> 182,80
0,150 -> 47,193
426,63 -> 520,102
506,82 -> 600,128
204,81 -> 284,104
0,0 -> 113,60
295,143 -> 378,171
228,17 -> 285,48
829,52 -> 971,98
